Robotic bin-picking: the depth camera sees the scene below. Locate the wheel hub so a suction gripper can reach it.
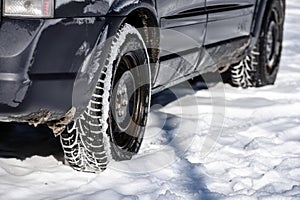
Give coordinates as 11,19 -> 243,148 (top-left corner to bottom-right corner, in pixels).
266,14 -> 279,73
114,70 -> 135,131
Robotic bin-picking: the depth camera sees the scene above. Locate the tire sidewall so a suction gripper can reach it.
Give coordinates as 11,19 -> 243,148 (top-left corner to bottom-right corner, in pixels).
108,26 -> 151,161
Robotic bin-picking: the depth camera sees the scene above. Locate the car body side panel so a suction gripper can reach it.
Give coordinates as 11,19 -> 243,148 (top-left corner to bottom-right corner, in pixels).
205,7 -> 254,45
195,0 -> 256,72
205,0 -> 256,45
156,0 -> 204,18
154,0 -> 206,87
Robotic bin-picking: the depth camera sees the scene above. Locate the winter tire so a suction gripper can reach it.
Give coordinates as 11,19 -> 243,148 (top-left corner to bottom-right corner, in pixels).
60,24 -> 151,172
229,0 -> 285,88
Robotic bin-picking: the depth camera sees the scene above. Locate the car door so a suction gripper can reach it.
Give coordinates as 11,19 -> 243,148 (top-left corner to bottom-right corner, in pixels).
205,0 -> 256,45
201,0 -> 256,69
154,0 -> 207,87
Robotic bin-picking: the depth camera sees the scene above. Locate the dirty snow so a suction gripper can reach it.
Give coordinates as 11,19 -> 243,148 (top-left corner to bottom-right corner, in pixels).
1,1 -> 300,200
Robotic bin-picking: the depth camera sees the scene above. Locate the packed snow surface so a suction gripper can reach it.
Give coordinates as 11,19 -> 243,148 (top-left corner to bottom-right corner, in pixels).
1,1 -> 300,199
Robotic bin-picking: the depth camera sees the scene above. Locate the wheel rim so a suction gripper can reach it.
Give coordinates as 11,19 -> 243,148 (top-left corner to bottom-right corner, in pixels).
265,9 -> 280,74
114,70 -> 135,132
111,52 -> 146,149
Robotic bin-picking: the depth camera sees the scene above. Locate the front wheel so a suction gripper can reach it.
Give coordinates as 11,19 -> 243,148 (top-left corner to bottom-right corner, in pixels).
60,24 -> 151,172
228,0 -> 285,88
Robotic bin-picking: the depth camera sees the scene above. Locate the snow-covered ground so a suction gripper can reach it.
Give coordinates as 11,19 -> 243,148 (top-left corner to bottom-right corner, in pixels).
1,1 -> 300,199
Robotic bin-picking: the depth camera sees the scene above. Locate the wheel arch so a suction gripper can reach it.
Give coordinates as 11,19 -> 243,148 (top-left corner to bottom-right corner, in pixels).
124,8 -> 160,83
108,1 -> 160,84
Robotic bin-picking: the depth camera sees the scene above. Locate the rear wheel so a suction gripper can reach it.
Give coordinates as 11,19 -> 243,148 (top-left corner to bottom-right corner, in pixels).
229,0 -> 285,88
60,24 -> 151,172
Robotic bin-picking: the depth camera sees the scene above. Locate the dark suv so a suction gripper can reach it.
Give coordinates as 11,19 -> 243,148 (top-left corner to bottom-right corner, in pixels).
0,0 -> 285,172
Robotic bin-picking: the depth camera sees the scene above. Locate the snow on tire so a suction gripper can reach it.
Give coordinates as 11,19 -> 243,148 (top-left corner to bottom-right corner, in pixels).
231,53 -> 255,88
60,23 -> 151,172
230,45 -> 260,88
